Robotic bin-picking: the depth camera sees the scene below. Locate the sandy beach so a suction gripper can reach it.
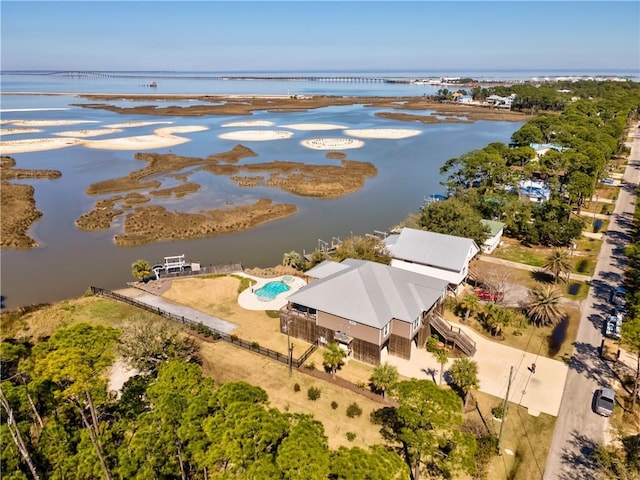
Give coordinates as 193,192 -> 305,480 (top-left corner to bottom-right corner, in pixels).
218,130 -> 294,141
300,138 -> 365,150
222,120 -> 275,127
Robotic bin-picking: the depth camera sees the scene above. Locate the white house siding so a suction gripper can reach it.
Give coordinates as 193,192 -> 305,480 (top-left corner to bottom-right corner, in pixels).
390,259 -> 465,285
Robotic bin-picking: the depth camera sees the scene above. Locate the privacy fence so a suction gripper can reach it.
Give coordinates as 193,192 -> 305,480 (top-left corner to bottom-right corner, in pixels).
90,286 -> 317,368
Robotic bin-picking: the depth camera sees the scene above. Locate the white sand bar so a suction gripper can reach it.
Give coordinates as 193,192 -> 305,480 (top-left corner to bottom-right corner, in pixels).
0,128 -> 43,136
218,130 -> 294,141
154,125 -> 209,135
8,120 -> 100,127
54,128 -> 123,138
300,138 -> 365,150
344,128 -> 422,139
279,123 -> 347,131
0,137 -> 83,154
221,120 -> 274,127
104,121 -> 173,128
84,134 -> 191,151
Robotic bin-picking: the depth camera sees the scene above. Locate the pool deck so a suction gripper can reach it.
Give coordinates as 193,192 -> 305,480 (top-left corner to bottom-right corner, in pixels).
236,273 -> 307,311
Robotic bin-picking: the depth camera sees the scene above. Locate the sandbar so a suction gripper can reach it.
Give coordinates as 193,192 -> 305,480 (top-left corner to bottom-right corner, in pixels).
80,125 -> 208,151
0,137 -> 83,154
104,121 -> 173,128
0,128 -> 43,136
221,120 -> 275,127
300,138 -> 365,150
219,130 -> 294,141
344,128 -> 421,139
279,123 -> 347,130
7,120 -> 100,127
54,128 -> 123,138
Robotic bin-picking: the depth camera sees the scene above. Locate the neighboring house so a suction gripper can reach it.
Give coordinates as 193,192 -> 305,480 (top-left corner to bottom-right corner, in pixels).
280,259 -> 449,365
384,228 -> 480,292
529,142 -> 568,158
518,179 -> 551,202
480,220 -> 505,254
486,94 -> 516,108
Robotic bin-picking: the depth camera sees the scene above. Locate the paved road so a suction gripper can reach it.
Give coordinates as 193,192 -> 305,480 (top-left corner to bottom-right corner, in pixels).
543,122 -> 640,479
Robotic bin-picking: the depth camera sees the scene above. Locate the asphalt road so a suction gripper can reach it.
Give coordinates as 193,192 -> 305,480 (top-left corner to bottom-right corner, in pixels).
543,122 -> 640,479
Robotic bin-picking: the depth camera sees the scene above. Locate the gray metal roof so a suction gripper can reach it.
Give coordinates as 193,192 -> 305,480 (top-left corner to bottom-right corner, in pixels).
385,227 -> 479,272
287,260 -> 448,329
304,259 -> 350,279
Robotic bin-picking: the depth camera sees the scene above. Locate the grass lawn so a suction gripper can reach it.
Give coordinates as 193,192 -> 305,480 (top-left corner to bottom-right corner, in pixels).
468,391 -> 556,480
161,276 -> 313,354
492,238 -> 549,268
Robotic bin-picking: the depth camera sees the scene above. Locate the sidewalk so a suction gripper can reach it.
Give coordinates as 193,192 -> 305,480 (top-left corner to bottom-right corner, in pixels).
383,321 -> 568,417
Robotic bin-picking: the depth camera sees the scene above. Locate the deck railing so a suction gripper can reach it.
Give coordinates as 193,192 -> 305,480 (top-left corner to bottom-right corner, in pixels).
90,286 -> 316,368
429,315 -> 477,356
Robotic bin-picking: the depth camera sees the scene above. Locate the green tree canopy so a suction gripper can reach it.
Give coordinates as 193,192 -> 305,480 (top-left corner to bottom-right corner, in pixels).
418,197 -> 490,247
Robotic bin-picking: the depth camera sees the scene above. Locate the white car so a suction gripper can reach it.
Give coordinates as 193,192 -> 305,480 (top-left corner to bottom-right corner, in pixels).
594,387 -> 616,416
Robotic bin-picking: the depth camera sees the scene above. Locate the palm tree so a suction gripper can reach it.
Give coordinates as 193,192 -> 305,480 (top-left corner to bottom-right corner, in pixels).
426,335 -> 449,385
458,293 -> 480,322
449,358 -> 480,408
131,259 -> 151,281
322,343 -> 346,379
543,248 -> 572,283
526,284 -> 565,327
481,303 -> 512,337
370,363 -> 398,399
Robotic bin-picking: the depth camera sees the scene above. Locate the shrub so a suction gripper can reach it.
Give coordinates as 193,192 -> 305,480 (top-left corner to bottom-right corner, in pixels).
356,380 -> 366,389
307,386 -> 321,401
293,383 -> 301,393
346,432 -> 356,442
305,361 -> 316,370
251,341 -> 260,350
230,334 -> 238,342
331,401 -> 338,410
491,404 -> 504,419
346,402 -> 362,418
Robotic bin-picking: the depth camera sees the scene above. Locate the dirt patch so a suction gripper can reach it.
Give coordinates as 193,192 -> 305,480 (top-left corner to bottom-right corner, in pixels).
1,156 -> 62,249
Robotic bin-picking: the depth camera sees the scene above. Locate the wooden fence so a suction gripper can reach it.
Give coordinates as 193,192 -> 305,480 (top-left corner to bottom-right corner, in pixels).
90,286 -> 316,368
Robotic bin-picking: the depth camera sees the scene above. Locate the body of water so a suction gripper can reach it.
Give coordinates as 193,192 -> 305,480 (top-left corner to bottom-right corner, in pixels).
0,70 -> 536,309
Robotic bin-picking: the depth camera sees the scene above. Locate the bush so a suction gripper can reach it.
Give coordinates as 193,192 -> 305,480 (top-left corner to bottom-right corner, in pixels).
305,361 -> 316,370
346,402 -> 362,418
307,386 -> 321,401
331,401 -> 338,410
251,341 -> 260,350
346,432 -> 356,442
230,334 -> 238,342
293,383 -> 301,393
491,404 -> 504,419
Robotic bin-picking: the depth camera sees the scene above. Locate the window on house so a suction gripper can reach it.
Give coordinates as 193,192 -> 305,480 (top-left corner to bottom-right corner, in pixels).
383,323 -> 390,337
412,316 -> 420,332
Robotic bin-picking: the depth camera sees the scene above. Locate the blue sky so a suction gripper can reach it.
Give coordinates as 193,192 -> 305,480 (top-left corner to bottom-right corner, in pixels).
2,1 -> 639,72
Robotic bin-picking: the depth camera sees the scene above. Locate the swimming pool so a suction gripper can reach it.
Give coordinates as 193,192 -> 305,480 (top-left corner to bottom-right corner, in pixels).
254,281 -> 291,301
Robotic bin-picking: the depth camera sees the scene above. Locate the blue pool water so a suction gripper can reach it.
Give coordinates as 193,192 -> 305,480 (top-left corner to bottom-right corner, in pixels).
254,281 -> 291,301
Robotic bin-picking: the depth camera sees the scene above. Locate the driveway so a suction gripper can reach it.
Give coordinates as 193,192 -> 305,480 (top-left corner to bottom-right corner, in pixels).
543,123 -> 640,479
383,322 -> 568,417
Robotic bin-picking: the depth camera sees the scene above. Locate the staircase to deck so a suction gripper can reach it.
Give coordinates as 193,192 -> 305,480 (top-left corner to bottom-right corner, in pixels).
429,315 -> 477,357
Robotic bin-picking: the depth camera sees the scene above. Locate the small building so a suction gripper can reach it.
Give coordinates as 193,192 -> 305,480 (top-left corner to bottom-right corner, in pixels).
384,228 -> 480,293
529,143 -> 568,158
280,259 -> 449,364
480,220 -> 505,254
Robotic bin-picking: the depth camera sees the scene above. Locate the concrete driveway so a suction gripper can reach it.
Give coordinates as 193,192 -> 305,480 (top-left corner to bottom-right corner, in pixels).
383,322 -> 568,417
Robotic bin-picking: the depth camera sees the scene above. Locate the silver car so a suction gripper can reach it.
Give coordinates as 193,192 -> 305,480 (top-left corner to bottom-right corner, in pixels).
594,387 -> 616,416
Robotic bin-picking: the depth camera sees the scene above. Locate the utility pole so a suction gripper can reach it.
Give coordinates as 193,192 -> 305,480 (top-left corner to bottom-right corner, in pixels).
497,366 -> 514,455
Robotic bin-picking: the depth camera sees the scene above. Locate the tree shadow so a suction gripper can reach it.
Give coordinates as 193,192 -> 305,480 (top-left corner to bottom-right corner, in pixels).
421,367 -> 438,383
557,429 -> 600,480
531,269 -> 555,284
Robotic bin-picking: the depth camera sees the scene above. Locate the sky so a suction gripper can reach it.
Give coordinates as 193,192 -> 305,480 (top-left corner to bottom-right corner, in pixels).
1,1 -> 639,73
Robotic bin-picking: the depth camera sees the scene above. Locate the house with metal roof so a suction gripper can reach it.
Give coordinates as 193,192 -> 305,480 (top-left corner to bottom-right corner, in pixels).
383,228 -> 480,290
480,219 -> 505,254
280,259 -> 454,364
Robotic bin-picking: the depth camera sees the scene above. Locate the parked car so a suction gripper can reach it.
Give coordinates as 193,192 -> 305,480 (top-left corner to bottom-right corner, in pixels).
475,288 -> 504,302
601,177 -> 615,185
609,286 -> 627,306
594,387 -> 616,416
603,314 -> 622,339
